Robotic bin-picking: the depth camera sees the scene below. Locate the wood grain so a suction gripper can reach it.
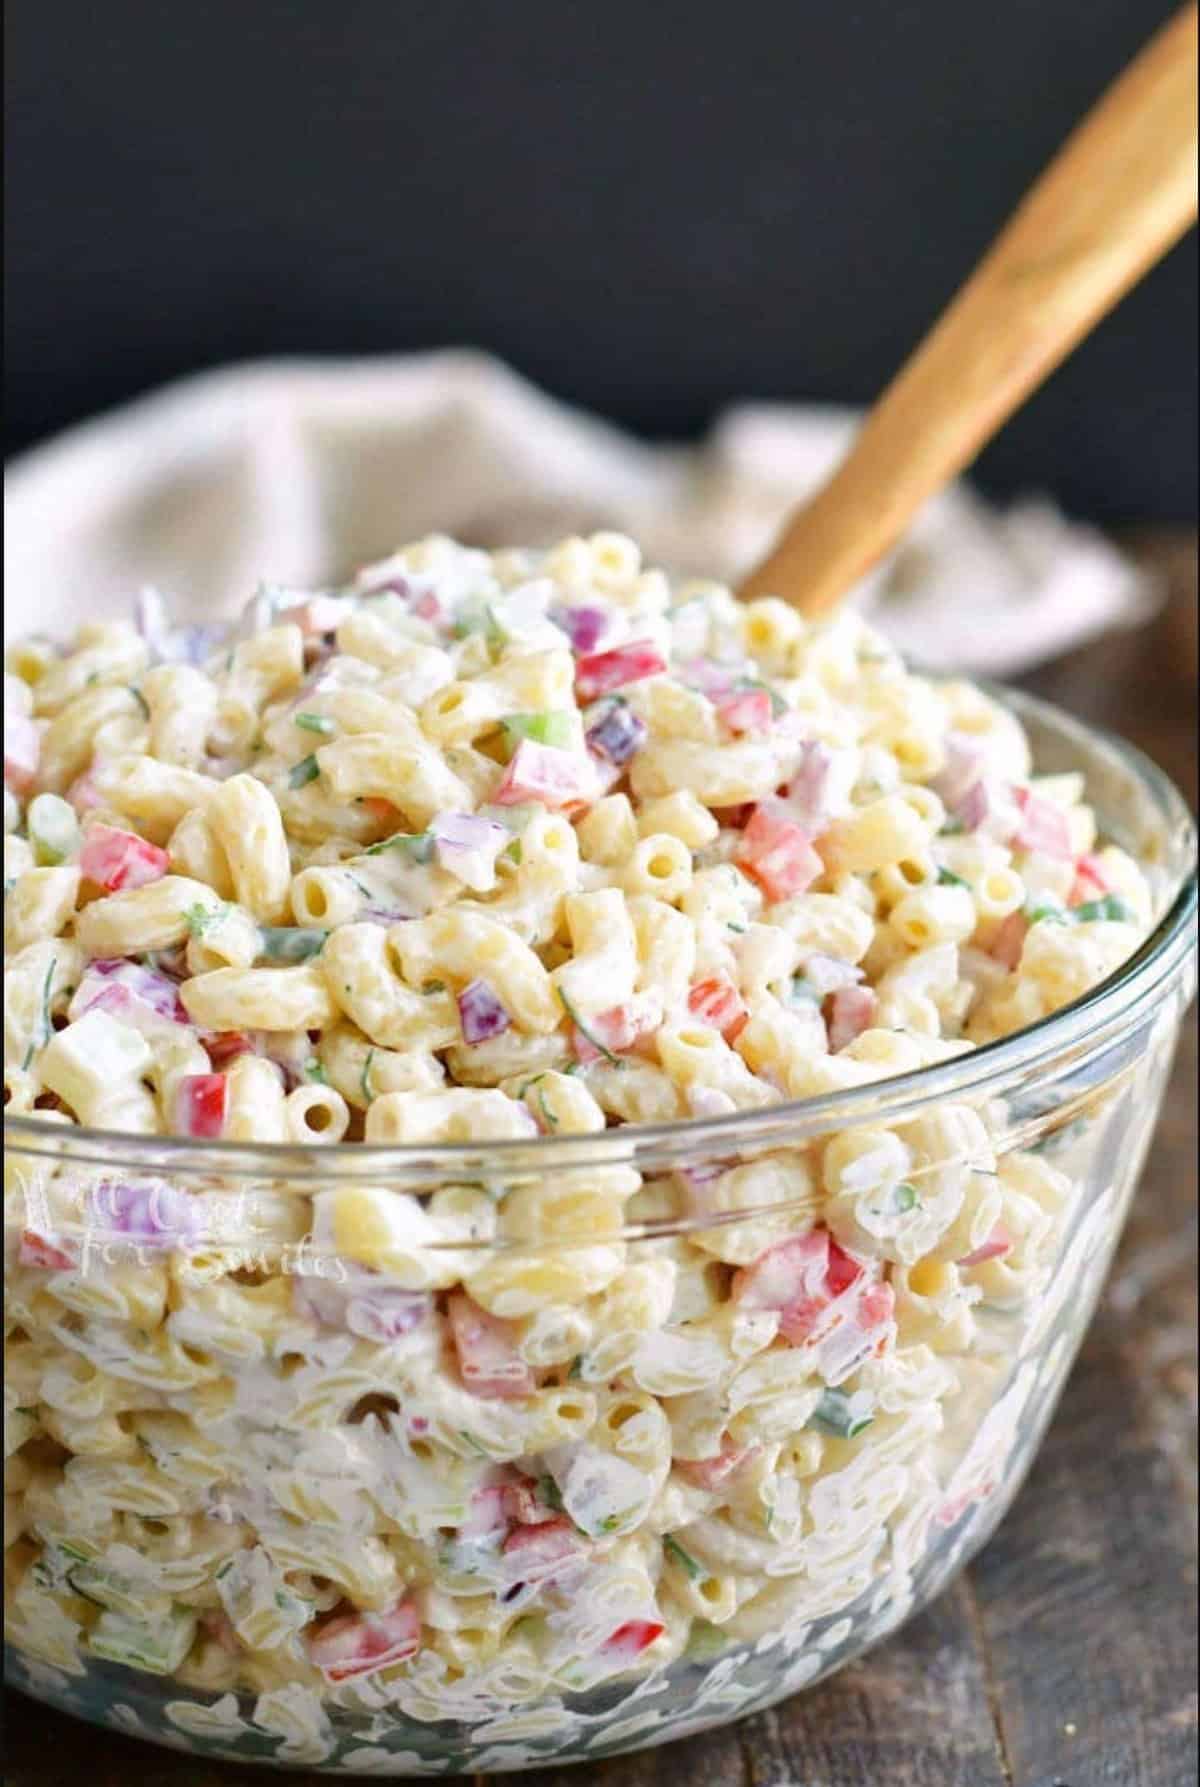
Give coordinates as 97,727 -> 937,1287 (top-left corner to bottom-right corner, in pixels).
3,532 -> 1196,1786
737,8 -> 1199,616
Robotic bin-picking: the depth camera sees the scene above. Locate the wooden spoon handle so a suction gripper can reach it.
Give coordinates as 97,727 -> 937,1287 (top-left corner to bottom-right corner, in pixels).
739,4 -> 1199,614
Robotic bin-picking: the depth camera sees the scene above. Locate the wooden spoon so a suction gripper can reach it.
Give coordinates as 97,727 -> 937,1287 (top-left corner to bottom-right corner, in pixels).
738,4 -> 1199,615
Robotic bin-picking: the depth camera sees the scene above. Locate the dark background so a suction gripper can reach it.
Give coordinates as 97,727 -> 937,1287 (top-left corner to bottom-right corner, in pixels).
5,0 -> 1197,519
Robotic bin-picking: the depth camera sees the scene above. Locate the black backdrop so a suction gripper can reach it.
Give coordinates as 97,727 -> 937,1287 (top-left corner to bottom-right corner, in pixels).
6,0 -> 1197,519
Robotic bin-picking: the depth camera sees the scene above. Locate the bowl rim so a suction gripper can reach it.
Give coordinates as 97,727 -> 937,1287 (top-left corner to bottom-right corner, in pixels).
5,683 -> 1196,1183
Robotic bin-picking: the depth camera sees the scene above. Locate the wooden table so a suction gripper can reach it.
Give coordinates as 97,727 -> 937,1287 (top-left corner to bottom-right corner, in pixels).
5,531 -> 1196,1787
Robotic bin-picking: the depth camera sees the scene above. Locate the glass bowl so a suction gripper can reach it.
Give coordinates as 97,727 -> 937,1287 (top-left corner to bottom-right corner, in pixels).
4,687 -> 1196,1775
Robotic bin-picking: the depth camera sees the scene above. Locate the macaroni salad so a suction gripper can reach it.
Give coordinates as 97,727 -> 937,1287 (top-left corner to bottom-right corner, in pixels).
4,534 -> 1154,1751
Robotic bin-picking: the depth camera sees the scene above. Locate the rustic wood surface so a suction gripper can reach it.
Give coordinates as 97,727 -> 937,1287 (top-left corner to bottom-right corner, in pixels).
4,530 -> 1196,1787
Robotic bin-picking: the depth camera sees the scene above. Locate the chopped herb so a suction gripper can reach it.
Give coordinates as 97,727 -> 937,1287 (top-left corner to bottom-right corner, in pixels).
726,921 -> 747,934
288,753 -> 320,789
23,955 -> 58,1069
304,1059 -> 328,1084
537,1475 -> 565,1513
184,902 -> 224,939
294,712 -> 336,737
1026,901 -> 1071,926
422,980 -> 446,995
894,1182 -> 920,1213
85,671 -> 100,686
360,1048 -> 377,1105
458,1430 -> 488,1456
364,830 -> 434,862
1074,895 -> 1134,924
939,817 -> 966,837
808,1388 -> 874,1440
557,989 -> 622,1066
664,1535 -> 703,1580
598,1508 -> 637,1534
127,685 -> 151,721
789,976 -> 821,1004
567,1355 -> 584,1380
258,925 -> 329,962
937,867 -> 970,889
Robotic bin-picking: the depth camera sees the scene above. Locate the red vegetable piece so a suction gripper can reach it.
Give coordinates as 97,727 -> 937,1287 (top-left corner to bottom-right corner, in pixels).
990,912 -> 1029,971
174,1073 -> 228,1139
80,824 -> 170,893
715,688 -> 774,735
687,976 -> 749,1043
308,1598 -> 421,1682
957,1222 -> 1013,1268
603,1619 -> 665,1661
826,984 -> 878,1052
19,1230 -> 73,1272
574,640 -> 666,703
1012,787 -> 1073,860
735,804 -> 822,902
1069,852 -> 1113,906
447,1292 -> 536,1399
493,739 -> 595,809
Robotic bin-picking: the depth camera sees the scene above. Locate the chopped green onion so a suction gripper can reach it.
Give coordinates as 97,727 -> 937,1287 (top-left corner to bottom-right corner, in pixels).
557,989 -> 622,1066
501,711 -> 576,752
294,712 -> 336,737
567,1354 -> 585,1379
127,685 -> 151,721
937,867 -> 970,889
304,1059 -> 328,1084
939,817 -> 966,837
258,925 -> 329,962
184,902 -> 224,939
808,1388 -> 875,1440
1026,901 -> 1070,925
664,1535 -> 703,1580
288,753 -> 320,789
27,793 -> 79,866
364,830 -> 435,862
1074,895 -> 1134,924
894,1182 -> 920,1213
360,1048 -> 377,1105
23,955 -> 58,1070
537,1475 -> 566,1513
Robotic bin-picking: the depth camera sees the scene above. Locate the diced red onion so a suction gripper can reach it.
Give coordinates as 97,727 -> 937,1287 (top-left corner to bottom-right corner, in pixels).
782,740 -> 833,834
432,812 -> 509,891
71,962 -> 190,1030
932,732 -> 988,809
550,605 -> 608,654
826,984 -> 878,1051
87,1179 -> 202,1247
458,978 -> 512,1044
585,702 -> 647,765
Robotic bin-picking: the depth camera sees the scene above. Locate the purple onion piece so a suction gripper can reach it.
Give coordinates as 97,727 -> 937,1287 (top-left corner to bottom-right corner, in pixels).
432,812 -> 509,890
86,1179 -> 201,1248
74,962 -> 190,1027
457,978 -> 512,1044
783,740 -> 833,834
345,1288 -> 434,1342
933,732 -> 988,809
550,605 -> 608,654
585,703 -> 647,765
952,781 -> 990,832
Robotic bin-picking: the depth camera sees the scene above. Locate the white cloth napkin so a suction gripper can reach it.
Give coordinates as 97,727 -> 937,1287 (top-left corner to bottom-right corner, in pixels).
3,351 -> 1157,670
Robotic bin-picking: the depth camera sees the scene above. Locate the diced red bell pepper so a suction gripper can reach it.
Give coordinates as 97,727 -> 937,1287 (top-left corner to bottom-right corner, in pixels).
715,688 -> 774,735
493,739 -> 596,810
307,1598 -> 421,1682
459,1483 -> 510,1539
80,824 -> 170,893
570,999 -> 660,1065
18,1230 -> 73,1272
826,984 -> 878,1052
687,976 -> 749,1043
174,1073 -> 228,1139
203,1031 -> 259,1070
676,1444 -> 755,1490
1012,788 -> 1073,860
501,1517 -> 580,1576
574,641 -> 667,703
733,1227 -> 885,1355
735,804 -> 822,902
1069,852 -> 1113,907
603,1619 -> 665,1661
4,710 -> 40,795
990,912 -> 1028,971
957,1223 -> 1013,1268
447,1292 -> 536,1399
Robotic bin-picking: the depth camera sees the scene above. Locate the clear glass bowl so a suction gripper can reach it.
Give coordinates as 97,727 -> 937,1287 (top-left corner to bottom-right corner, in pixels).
4,688 -> 1196,1775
